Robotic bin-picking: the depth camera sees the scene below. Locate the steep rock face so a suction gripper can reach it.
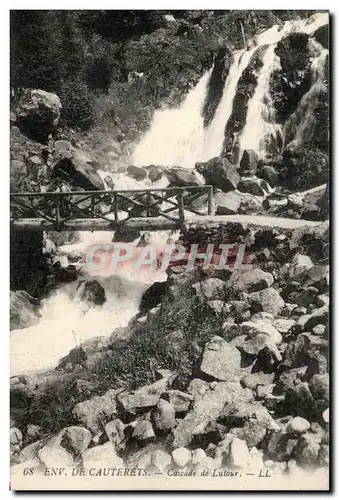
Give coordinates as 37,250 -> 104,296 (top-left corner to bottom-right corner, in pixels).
222,45 -> 266,163
14,89 -> 62,143
311,24 -> 329,49
10,291 -> 40,330
270,33 -> 312,124
281,145 -> 329,191
203,47 -> 234,128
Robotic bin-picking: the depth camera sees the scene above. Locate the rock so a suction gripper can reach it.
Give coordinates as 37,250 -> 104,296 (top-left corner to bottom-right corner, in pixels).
203,46 -> 234,127
243,419 -> 268,447
53,150 -> 105,190
308,374 -> 329,403
72,389 -> 117,433
187,379 -> 210,397
74,278 -> 106,306
10,428 -> 23,459
59,426 -> 92,456
191,448 -> 207,465
214,190 -> 242,215
27,155 -> 41,166
173,380 -> 251,447
105,419 -> 126,453
151,449 -> 172,473
151,399 -> 176,431
132,420 -> 155,441
165,167 -> 203,187
239,150 -> 259,176
237,179 -> 265,196
199,336 -> 241,381
145,165 -> 163,183
192,278 -> 224,299
164,390 -> 194,413
312,324 -> 326,336
323,408 -> 329,423
282,146 -> 329,191
286,417 -> 310,435
82,442 -> 124,468
195,157 -> 240,193
311,24 -> 329,49
261,165 -> 279,187
127,165 -> 147,181
242,372 -> 275,390
295,286 -> 318,307
38,444 -> 73,467
25,424 -> 42,443
248,288 -> 285,316
289,254 -> 314,279
273,318 -> 295,334
117,372 -> 174,415
54,140 -> 72,152
229,438 -> 251,468
243,320 -> 282,344
15,88 -> 62,142
225,268 -> 274,294
303,305 -> 329,331
10,290 -> 40,330
172,447 -> 191,468
296,433 -> 321,465
318,444 -> 329,466
139,281 -> 168,314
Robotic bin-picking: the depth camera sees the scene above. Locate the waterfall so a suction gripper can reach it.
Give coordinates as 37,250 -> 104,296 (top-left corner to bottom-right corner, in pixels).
132,12 -> 328,169
284,39 -> 328,149
132,70 -> 212,169
238,44 -> 282,158
239,12 -> 329,159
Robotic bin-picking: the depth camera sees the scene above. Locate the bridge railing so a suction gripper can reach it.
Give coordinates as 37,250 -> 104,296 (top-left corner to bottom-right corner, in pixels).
10,185 -> 214,230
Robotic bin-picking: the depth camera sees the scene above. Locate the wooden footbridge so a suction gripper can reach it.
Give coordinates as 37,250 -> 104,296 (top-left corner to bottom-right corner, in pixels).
10,186 -> 214,232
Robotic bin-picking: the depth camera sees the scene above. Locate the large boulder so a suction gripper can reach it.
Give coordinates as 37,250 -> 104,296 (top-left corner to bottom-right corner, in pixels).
173,380 -> 252,447
52,150 -> 105,190
14,89 -> 62,143
214,191 -> 242,215
73,279 -> 106,306
237,178 -> 265,197
239,150 -> 259,176
248,288 -> 285,317
165,167 -> 203,187
224,269 -> 274,295
72,389 -> 117,433
199,336 -> 241,381
195,157 -> 240,193
10,291 -> 40,330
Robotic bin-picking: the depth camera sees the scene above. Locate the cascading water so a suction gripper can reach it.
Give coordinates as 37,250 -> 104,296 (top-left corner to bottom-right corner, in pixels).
283,39 -> 329,149
132,70 -> 212,169
132,12 -> 329,168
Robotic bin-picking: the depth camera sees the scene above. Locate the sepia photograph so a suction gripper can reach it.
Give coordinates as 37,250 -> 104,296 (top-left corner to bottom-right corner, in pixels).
9,8 -> 330,491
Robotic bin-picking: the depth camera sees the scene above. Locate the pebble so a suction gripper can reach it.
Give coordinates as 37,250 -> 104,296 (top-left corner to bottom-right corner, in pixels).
286,417 -> 310,435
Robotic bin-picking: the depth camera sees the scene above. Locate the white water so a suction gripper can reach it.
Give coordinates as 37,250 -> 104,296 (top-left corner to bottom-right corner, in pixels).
284,39 -> 328,148
132,12 -> 329,168
239,13 -> 329,158
10,12 -> 329,377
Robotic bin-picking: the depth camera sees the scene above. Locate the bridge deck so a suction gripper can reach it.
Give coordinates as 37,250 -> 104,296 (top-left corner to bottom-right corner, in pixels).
10,214 -> 325,232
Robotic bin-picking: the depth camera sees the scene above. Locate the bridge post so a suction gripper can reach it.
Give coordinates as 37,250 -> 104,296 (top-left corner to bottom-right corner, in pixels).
208,186 -> 214,215
55,193 -> 61,231
178,190 -> 185,224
